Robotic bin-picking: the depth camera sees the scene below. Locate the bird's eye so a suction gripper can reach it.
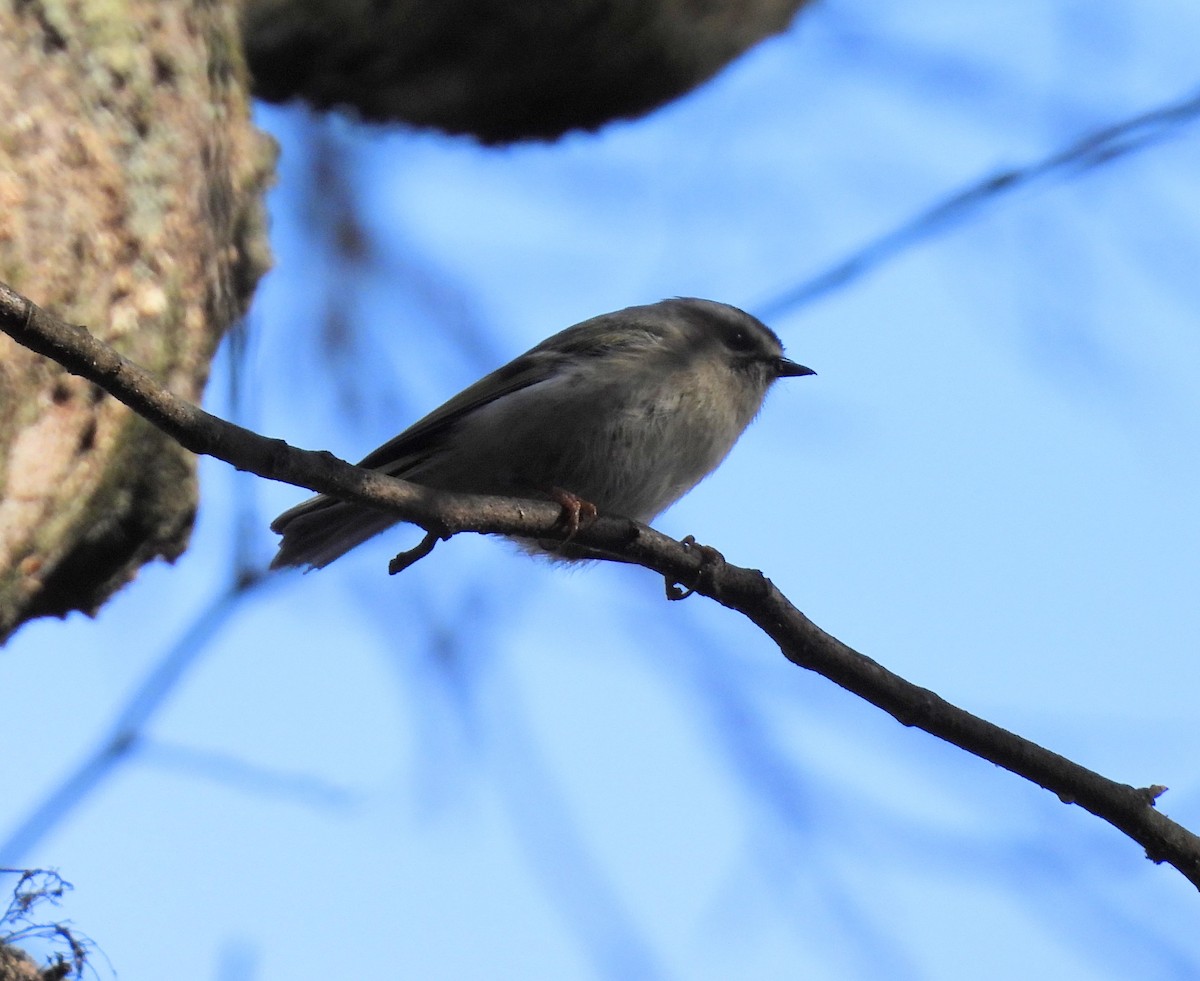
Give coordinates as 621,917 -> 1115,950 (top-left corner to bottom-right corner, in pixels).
723,327 -> 756,352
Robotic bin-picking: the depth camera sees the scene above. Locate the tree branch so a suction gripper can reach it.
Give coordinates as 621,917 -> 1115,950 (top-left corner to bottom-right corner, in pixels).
3,280 -> 1199,890
756,83 -> 1200,319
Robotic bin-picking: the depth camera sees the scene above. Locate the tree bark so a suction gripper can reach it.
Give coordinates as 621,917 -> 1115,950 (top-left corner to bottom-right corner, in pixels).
0,943 -> 56,981
244,0 -> 812,142
0,0 -> 275,642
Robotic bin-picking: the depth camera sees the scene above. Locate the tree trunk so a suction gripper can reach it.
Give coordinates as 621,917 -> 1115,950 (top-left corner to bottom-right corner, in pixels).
0,0 -> 274,643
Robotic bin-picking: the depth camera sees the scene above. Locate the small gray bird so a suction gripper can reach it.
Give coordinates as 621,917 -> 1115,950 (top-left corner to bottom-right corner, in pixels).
270,298 -> 813,570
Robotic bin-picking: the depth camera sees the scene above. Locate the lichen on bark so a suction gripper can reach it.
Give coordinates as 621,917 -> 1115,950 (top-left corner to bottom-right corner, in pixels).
0,0 -> 276,642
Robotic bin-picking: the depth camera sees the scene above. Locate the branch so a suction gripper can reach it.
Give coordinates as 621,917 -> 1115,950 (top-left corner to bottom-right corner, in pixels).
3,281 -> 1199,890
756,83 -> 1200,318
0,575 -> 268,863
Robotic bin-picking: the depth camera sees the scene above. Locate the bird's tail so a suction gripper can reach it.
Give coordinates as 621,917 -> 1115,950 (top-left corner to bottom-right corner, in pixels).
270,496 -> 398,570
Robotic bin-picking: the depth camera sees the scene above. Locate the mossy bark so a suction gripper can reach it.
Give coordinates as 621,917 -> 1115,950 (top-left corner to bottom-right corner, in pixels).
0,0 -> 275,642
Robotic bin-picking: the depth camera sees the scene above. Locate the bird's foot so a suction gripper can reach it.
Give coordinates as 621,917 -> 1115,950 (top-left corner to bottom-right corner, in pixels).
549,487 -> 598,546
665,535 -> 726,601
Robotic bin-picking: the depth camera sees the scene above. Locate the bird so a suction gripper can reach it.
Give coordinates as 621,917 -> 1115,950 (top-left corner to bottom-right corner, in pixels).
270,297 -> 814,570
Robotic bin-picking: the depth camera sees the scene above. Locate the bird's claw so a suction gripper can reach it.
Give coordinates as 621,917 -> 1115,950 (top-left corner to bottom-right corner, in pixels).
665,535 -> 726,600
550,487 -> 598,546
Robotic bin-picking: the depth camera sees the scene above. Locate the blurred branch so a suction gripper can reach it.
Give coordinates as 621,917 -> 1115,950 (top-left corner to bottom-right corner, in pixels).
3,281 -> 1200,891
756,83 -> 1200,319
136,739 -> 355,811
225,314 -> 269,580
428,609 -> 671,981
0,576 -> 268,863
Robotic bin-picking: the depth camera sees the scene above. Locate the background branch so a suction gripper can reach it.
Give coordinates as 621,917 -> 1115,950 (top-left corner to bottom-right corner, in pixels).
756,82 -> 1200,318
0,576 -> 267,864
3,280 -> 1198,890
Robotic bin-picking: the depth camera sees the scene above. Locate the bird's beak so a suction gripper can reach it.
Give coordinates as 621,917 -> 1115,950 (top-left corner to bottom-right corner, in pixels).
775,357 -> 816,378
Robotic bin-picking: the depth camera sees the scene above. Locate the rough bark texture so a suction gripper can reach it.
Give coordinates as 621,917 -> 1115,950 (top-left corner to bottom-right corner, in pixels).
0,945 -> 47,981
243,0 -> 812,143
0,0 -> 275,643
0,943 -> 66,981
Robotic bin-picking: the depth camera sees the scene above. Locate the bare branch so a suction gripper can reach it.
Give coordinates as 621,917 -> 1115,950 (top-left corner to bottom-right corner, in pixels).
756,84 -> 1200,319
3,280 -> 1199,890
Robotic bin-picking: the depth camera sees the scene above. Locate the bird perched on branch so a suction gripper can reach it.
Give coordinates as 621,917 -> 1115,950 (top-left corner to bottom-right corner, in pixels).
270,298 -> 813,570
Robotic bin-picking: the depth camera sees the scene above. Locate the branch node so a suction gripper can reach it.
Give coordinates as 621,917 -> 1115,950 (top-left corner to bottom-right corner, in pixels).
388,530 -> 446,575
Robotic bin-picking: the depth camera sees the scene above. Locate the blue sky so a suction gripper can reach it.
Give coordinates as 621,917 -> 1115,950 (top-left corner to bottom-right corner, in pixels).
4,1 -> 1200,978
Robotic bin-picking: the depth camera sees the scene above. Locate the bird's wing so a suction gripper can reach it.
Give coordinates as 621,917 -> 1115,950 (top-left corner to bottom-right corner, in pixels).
356,314 -> 659,472
354,347 -> 565,472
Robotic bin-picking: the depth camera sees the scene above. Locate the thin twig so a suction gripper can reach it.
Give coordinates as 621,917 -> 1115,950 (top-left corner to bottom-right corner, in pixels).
3,281 -> 1199,889
388,530 -> 444,575
755,84 -> 1200,319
